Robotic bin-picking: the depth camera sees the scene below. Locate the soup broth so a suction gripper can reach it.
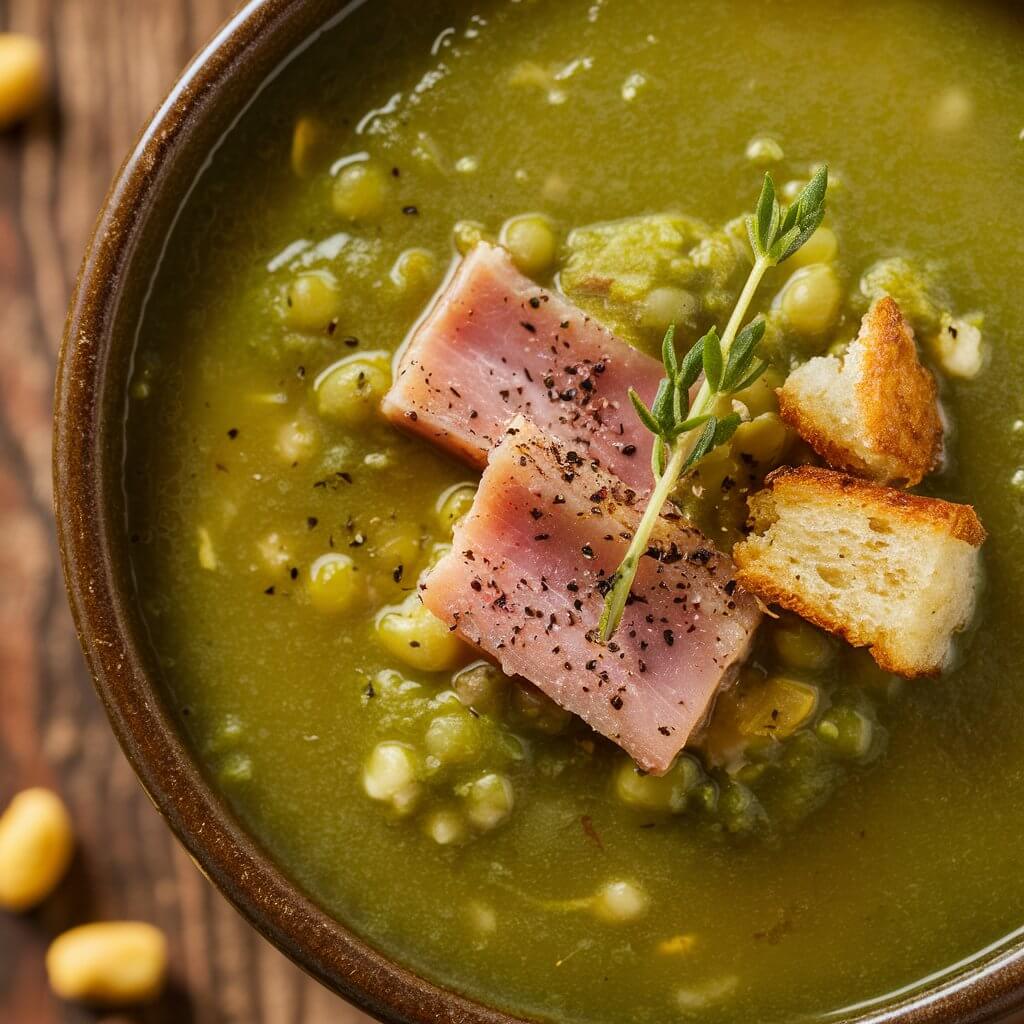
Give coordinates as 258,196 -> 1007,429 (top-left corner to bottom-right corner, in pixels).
124,1 -> 1024,1021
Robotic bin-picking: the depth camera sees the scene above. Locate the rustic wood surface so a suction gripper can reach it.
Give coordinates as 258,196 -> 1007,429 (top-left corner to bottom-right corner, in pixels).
0,2 -> 374,1021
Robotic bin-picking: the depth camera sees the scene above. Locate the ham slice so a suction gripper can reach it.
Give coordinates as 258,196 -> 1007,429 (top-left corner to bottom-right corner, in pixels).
382,243 -> 665,493
420,417 -> 762,774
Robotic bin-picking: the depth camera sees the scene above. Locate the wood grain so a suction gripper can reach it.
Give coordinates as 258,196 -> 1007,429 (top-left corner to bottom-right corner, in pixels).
0,3 -> 374,1021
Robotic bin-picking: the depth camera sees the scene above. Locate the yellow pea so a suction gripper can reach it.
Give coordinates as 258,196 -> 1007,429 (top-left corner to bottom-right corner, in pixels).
500,214 -> 558,277
436,482 -> 478,534
308,553 -> 359,614
376,595 -> 468,672
362,741 -> 421,815
641,286 -> 699,332
390,248 -> 438,295
453,219 -> 490,255
771,616 -> 836,670
787,226 -> 838,269
283,270 -> 341,332
592,880 -> 648,923
290,115 -> 327,177
732,413 -> 791,469
332,161 -> 390,221
46,922 -> 167,1006
315,352 -> 391,427
0,34 -> 46,130
0,787 -> 74,911
463,772 -> 514,831
779,264 -> 841,338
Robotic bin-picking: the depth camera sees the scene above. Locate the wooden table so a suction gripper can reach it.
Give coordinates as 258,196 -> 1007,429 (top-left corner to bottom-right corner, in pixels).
0,3 -> 373,1021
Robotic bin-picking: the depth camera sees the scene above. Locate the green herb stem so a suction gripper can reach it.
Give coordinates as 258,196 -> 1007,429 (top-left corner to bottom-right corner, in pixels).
597,255 -> 768,642
597,166 -> 828,643
686,255 -> 770,429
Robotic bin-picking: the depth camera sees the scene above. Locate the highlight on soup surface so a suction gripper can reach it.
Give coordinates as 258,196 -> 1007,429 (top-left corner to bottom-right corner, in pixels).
122,1 -> 1024,1022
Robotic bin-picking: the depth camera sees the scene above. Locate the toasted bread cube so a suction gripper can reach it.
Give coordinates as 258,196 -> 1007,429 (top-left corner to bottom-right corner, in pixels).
778,297 -> 942,486
733,466 -> 985,678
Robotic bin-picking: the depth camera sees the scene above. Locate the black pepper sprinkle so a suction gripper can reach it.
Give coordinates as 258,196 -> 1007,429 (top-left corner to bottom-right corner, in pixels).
264,586 -> 275,595
581,545 -> 595,559
664,629 -> 675,646
520,321 -> 536,333
307,516 -> 318,529
622,444 -> 636,456
610,694 -> 624,710
290,567 -> 299,580
529,296 -> 541,309
227,428 -> 239,439
393,564 -> 404,583
402,205 -> 419,215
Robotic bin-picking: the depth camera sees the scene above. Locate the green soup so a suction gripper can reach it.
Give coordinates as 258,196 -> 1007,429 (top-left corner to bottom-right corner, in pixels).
123,1 -> 1024,1021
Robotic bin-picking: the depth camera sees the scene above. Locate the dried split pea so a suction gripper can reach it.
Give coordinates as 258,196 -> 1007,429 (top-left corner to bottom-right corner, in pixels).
0,34 -> 46,130
0,787 -> 74,911
46,922 -> 168,1006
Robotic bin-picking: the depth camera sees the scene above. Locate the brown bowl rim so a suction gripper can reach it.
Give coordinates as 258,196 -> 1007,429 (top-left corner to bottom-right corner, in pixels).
51,1 -> 1024,1022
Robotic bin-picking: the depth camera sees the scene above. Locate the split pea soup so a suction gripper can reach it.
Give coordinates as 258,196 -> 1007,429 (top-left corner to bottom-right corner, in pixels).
123,1 -> 1024,1022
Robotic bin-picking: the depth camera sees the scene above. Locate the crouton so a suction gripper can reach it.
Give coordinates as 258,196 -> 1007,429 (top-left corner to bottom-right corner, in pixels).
733,466 -> 985,678
778,297 -> 942,486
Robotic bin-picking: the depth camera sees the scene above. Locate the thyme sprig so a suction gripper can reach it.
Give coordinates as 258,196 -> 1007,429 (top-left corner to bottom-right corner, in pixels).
598,166 -> 829,642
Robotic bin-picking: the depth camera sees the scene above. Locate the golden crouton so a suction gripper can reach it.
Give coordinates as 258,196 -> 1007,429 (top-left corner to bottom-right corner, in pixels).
733,466 -> 985,678
778,297 -> 942,486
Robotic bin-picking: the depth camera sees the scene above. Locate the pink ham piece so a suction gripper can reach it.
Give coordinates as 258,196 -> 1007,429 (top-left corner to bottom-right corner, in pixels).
382,242 -> 666,493
421,417 -> 762,774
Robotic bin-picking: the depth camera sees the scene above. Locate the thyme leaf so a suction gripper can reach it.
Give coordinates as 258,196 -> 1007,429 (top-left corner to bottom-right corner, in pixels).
597,166 -> 829,642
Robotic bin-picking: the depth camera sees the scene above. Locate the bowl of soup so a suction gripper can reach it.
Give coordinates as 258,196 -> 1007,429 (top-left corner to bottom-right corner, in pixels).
55,1 -> 1024,1022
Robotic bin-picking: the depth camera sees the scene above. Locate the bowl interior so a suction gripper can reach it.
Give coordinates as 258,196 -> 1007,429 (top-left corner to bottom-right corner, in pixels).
53,3 -> 1024,1023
